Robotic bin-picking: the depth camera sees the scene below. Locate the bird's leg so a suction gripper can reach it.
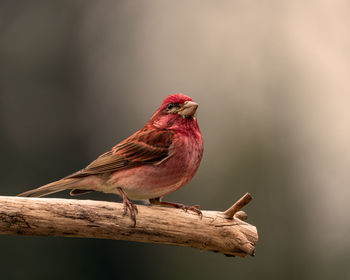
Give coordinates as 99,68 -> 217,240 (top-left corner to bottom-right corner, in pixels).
149,197 -> 202,218
117,187 -> 138,226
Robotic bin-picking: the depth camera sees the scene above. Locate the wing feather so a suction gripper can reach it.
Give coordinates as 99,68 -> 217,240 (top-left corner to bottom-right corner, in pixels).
66,128 -> 174,178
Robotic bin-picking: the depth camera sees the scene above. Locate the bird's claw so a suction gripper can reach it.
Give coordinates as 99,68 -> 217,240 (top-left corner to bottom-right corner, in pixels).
180,204 -> 203,219
118,187 -> 138,226
122,199 -> 138,226
149,199 -> 203,219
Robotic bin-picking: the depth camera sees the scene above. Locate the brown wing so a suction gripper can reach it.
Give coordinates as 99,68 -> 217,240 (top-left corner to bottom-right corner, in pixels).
66,128 -> 174,179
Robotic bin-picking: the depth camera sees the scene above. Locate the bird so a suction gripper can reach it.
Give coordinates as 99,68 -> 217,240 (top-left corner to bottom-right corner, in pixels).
18,93 -> 204,225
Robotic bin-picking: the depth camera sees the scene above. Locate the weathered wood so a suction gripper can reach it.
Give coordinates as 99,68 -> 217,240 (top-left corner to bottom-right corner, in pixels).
223,192 -> 253,218
0,193 -> 258,257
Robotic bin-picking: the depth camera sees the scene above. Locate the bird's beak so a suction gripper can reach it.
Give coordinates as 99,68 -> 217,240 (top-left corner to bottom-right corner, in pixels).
178,101 -> 199,117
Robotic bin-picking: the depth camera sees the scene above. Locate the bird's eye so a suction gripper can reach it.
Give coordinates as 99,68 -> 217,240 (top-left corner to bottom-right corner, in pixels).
167,103 -> 174,110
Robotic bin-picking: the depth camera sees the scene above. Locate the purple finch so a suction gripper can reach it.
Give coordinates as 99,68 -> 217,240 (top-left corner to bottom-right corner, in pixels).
18,94 -> 204,225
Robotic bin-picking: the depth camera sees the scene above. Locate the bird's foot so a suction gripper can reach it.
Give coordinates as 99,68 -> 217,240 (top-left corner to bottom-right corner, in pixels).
117,187 -> 138,226
149,198 -> 202,219
122,199 -> 138,226
177,204 -> 202,218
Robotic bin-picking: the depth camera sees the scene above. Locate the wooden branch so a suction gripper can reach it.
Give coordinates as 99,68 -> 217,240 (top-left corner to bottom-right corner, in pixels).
223,192 -> 253,218
0,193 -> 258,257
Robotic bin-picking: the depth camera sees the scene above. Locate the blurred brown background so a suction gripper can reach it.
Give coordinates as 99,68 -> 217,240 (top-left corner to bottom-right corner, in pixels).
1,1 -> 350,279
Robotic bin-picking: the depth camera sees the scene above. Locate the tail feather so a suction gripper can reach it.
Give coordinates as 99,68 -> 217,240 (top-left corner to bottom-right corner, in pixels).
18,178 -> 80,197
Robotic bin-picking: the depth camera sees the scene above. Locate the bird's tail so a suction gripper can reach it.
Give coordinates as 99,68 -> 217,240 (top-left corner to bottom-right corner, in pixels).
17,178 -> 82,197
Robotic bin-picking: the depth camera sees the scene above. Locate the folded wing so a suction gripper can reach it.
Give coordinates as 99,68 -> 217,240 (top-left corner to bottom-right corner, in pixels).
66,128 -> 174,178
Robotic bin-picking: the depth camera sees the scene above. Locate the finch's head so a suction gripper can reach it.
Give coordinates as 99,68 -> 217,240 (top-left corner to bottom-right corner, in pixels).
160,93 -> 198,118
151,93 -> 200,130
